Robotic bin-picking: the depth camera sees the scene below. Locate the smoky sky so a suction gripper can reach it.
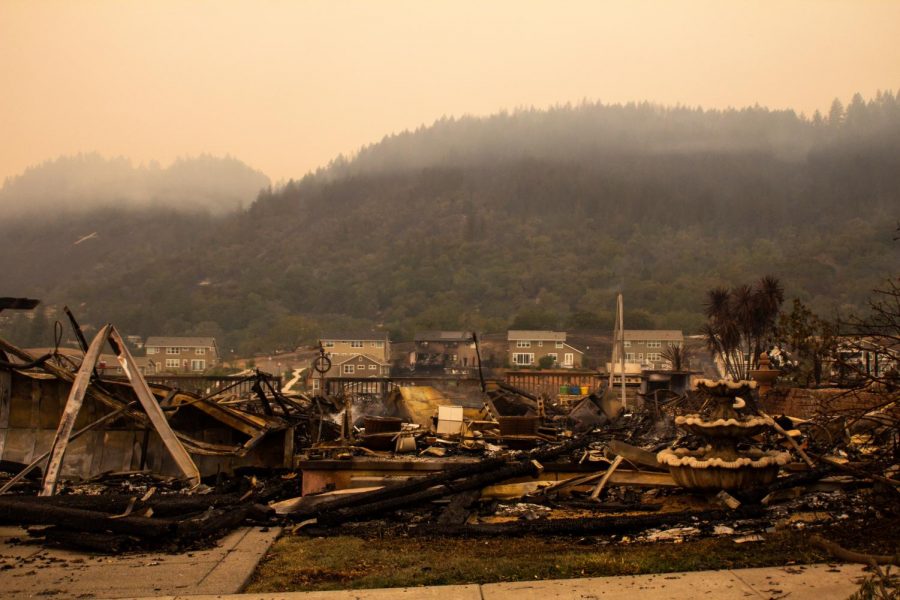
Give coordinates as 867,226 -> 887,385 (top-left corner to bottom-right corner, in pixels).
1,0 -> 899,185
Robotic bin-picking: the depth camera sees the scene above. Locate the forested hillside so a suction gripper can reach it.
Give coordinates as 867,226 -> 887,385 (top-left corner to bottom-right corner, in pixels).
1,93 -> 898,355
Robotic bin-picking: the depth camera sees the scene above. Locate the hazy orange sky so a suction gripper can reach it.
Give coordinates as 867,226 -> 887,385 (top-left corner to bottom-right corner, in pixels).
2,0 -> 899,184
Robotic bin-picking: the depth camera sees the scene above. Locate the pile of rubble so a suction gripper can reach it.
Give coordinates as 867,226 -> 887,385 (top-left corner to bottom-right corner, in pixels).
0,319 -> 897,568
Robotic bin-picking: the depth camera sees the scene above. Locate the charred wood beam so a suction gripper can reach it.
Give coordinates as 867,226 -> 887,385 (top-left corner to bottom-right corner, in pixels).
0,497 -> 178,538
418,507 -> 766,538
18,493 -> 245,517
291,436 -> 593,522
317,458 -> 547,526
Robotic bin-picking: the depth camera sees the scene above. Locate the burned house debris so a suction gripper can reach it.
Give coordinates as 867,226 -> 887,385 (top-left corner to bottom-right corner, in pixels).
0,298 -> 897,576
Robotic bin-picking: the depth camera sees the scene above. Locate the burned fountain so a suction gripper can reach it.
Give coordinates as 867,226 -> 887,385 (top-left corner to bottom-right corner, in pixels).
657,379 -> 790,491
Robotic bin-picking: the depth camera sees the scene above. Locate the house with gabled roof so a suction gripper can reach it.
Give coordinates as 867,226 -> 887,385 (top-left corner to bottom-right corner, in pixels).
145,336 -> 219,373
319,331 -> 390,363
507,330 -> 584,368
306,352 -> 391,394
622,329 -> 684,371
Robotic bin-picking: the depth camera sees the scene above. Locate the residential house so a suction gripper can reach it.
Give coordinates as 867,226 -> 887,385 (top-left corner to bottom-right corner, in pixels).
621,330 -> 684,371
412,331 -> 479,372
308,353 -> 390,395
145,336 -> 219,373
507,330 -> 584,368
319,331 -> 390,363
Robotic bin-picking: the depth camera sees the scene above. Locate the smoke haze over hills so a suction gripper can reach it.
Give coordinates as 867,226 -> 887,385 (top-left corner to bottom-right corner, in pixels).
0,154 -> 270,217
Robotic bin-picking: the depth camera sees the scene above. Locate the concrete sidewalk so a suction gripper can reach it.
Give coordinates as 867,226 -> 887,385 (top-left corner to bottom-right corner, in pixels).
0,526 -> 282,599
132,563 -> 869,600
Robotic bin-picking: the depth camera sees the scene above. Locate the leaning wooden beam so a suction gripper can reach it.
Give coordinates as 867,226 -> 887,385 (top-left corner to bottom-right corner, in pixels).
40,324 -> 111,496
760,410 -> 816,469
107,328 -> 200,488
590,455 -> 624,501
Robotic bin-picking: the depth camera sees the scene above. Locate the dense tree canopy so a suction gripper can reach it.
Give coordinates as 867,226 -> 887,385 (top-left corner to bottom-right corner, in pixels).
1,93 -> 898,354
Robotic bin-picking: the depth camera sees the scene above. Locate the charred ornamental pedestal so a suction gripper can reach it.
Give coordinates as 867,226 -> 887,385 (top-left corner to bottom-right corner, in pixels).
657,379 -> 790,491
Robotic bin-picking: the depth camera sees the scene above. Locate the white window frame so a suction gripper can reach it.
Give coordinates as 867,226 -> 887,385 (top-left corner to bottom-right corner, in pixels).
343,364 -> 355,374
190,359 -> 206,371
312,378 -> 320,390
512,352 -> 534,366
324,341 -> 334,348
647,341 -> 662,348
369,364 -> 376,370
146,347 -> 158,355
165,358 -> 180,368
548,353 -> 558,362
648,353 -> 662,361
537,341 -> 543,347
374,341 -> 384,348
555,341 -> 563,349
196,347 -> 206,355
626,352 -> 636,362
166,347 -> 179,355
516,341 -> 531,348
564,353 -> 574,366
623,341 -> 632,348
350,341 -> 364,348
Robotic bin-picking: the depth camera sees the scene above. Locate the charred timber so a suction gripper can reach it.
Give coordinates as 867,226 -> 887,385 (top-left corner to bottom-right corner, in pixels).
419,507 -> 766,537
10,493 -> 246,517
0,497 -> 177,538
294,436 -> 593,522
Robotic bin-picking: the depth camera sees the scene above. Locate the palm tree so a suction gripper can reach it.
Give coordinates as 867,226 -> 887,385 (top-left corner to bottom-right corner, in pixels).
703,277 -> 784,380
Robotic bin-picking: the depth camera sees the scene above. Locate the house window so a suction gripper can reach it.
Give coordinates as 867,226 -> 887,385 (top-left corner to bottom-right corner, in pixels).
166,347 -> 179,355
624,341 -> 631,348
374,341 -> 384,348
165,358 -> 180,368
537,341 -> 543,347
648,353 -> 661,361
555,341 -> 563,349
343,365 -> 355,374
324,341 -> 334,348
369,364 -> 376,370
548,353 -> 558,363
626,353 -> 635,362
516,341 -> 531,348
312,379 -> 320,390
512,353 -> 534,366
647,341 -> 661,348
146,347 -> 158,355
196,348 -> 206,355
564,353 -> 574,366
350,341 -> 364,348
191,359 -> 205,371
